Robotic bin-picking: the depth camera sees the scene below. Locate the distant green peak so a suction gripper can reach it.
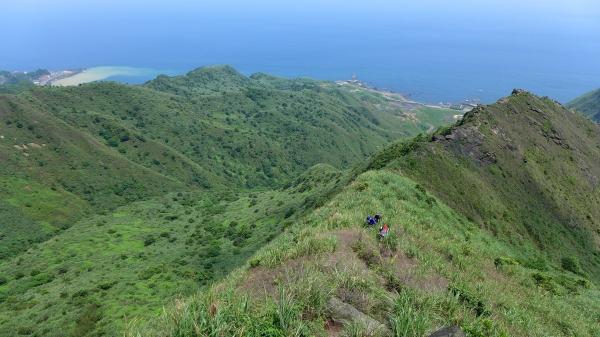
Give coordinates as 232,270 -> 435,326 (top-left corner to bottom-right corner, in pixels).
186,64 -> 246,77
249,72 -> 280,80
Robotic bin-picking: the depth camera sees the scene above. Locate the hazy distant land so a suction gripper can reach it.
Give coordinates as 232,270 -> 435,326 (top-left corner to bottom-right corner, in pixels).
2,65 -> 475,111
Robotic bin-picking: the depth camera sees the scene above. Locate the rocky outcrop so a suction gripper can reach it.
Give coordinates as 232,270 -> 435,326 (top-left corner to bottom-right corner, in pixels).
325,297 -> 388,335
428,325 -> 466,337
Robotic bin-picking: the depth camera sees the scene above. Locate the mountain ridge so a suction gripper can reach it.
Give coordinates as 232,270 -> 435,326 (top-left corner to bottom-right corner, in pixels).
361,89 -> 600,282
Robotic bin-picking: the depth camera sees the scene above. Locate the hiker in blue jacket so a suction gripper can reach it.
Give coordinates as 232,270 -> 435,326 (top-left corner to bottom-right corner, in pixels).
366,216 -> 377,227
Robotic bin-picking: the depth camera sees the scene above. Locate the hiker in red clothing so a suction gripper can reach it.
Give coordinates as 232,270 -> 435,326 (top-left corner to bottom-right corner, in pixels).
378,224 -> 389,241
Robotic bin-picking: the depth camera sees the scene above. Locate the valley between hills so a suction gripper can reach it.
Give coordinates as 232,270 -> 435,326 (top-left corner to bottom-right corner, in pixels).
1,66 -> 600,336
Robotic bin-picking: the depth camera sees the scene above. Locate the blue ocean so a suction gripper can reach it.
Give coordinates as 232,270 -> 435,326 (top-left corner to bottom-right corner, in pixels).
2,1 -> 599,104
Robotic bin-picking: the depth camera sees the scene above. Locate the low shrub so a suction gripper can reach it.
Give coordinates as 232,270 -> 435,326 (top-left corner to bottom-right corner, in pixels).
98,282 -> 115,290
494,257 -> 519,267
71,289 -> 89,299
561,255 -> 585,276
520,256 -> 548,271
28,273 -> 53,287
448,284 -> 489,316
144,235 -> 156,246
139,264 -> 164,280
531,272 -> 559,295
355,182 -> 369,191
17,326 -> 34,335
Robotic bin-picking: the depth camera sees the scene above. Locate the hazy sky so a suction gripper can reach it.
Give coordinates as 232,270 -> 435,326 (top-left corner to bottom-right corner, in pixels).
4,0 -> 598,48
4,0 -> 599,29
3,0 -> 598,70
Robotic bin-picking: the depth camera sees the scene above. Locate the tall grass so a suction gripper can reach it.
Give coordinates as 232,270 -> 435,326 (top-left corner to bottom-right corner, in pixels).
388,290 -> 430,337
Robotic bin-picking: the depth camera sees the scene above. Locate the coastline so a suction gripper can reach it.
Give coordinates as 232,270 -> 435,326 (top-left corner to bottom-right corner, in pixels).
335,79 -> 474,112
44,65 -> 473,114
51,66 -> 171,86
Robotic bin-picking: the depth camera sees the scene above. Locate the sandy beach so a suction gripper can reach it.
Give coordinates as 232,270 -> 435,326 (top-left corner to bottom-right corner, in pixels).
52,66 -> 165,86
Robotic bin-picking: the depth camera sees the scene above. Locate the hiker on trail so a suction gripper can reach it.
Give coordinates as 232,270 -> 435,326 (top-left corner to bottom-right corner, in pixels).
378,224 -> 389,241
366,216 -> 377,227
374,212 -> 382,223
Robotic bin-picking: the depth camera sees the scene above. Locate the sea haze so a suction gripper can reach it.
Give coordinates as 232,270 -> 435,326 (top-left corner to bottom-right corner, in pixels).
2,0 -> 599,104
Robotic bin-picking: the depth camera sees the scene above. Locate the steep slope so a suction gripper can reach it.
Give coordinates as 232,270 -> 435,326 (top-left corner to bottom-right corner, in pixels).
0,66 -> 463,336
0,94 -> 188,259
127,170 -> 600,337
566,87 -> 600,122
363,89 -> 600,282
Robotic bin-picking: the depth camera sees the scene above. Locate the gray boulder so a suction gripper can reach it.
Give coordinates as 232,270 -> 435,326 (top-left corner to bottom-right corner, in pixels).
326,297 -> 388,335
428,325 -> 466,337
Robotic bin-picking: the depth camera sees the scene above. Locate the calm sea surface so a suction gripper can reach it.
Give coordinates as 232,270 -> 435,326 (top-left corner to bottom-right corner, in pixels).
2,2 -> 599,104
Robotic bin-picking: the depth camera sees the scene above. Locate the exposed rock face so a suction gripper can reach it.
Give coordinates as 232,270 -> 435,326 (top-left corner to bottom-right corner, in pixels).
439,124 -> 497,167
325,297 -> 388,335
428,325 -> 467,337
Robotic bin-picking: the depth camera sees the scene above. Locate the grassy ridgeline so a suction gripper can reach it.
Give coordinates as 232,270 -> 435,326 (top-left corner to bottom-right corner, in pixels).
362,90 -> 600,284
127,170 -> 600,337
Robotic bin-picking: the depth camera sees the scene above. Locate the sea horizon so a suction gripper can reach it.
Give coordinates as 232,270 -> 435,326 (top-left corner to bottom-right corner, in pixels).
31,60 -> 600,106
2,1 -> 599,104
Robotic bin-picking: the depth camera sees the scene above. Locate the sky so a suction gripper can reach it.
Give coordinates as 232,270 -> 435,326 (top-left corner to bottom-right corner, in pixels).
3,0 -> 599,62
4,0 -> 599,42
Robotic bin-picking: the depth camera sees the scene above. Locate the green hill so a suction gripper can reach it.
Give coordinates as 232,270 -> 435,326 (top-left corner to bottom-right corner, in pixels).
0,66 -> 456,260
122,90 -> 600,337
0,93 -> 187,259
143,65 -> 327,97
566,87 -> 600,122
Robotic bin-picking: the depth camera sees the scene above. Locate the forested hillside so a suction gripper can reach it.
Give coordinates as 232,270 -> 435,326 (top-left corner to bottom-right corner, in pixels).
0,66 -> 459,336
0,66 -> 455,260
